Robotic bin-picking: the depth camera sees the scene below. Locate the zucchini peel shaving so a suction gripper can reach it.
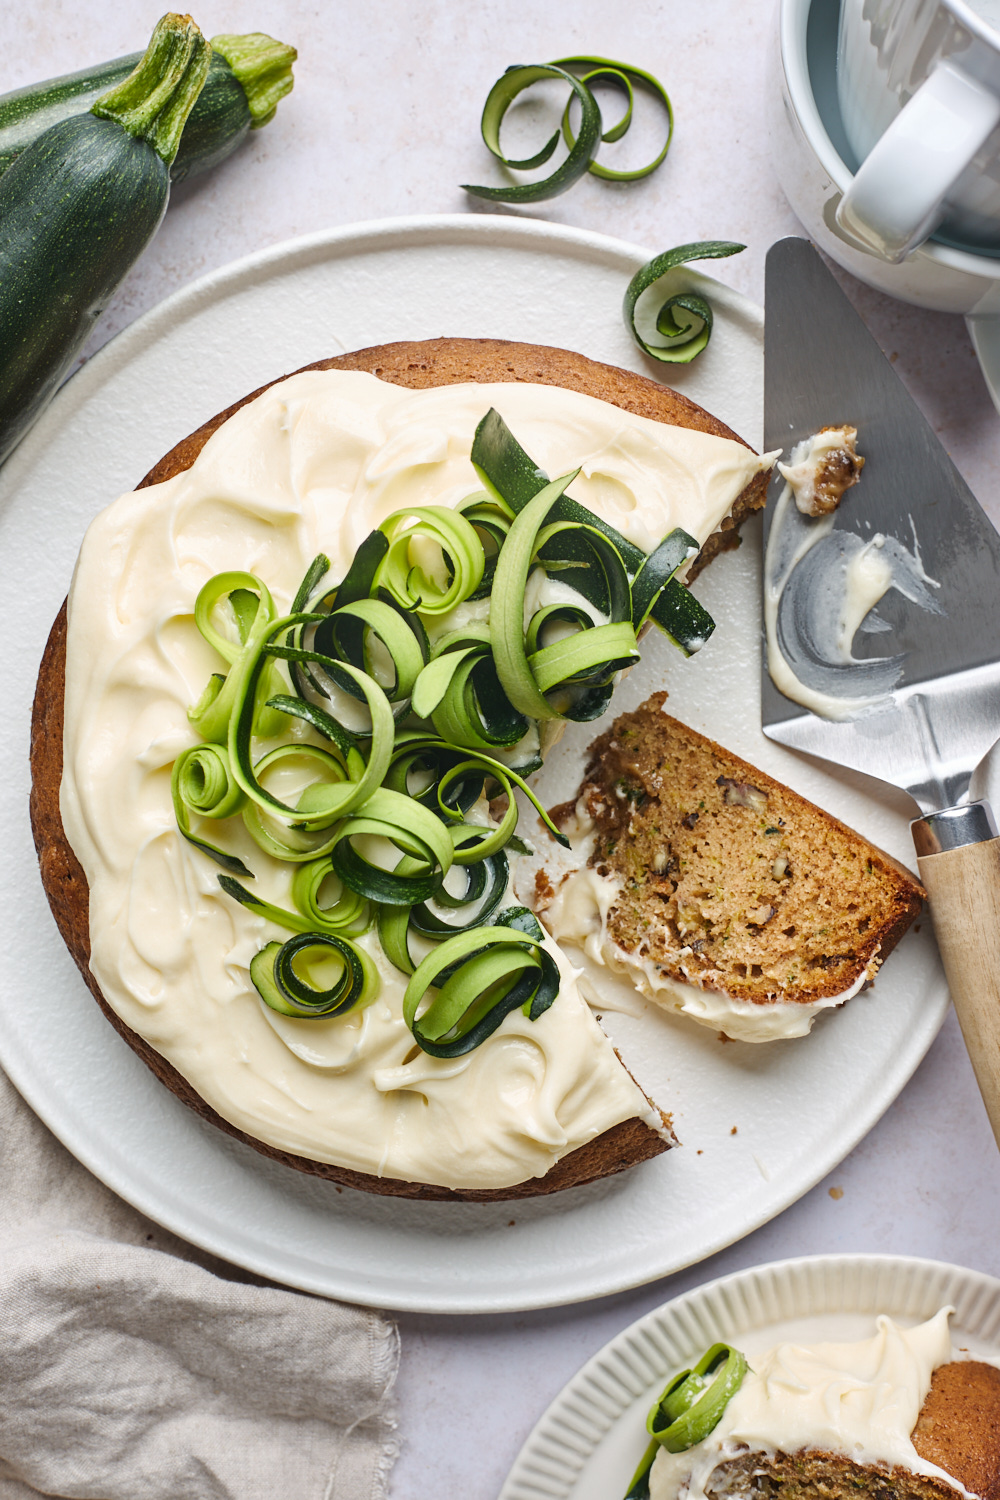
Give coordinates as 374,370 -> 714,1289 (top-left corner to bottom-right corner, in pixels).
464,56 -> 673,202
171,412 -> 715,1051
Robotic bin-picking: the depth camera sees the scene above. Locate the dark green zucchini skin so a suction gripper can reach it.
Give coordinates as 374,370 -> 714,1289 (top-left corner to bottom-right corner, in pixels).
170,53 -> 251,180
0,52 -> 250,182
0,113 -> 169,464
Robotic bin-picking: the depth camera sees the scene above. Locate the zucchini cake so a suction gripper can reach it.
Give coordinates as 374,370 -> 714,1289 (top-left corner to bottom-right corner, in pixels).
634,1312 -> 1000,1500
533,694 -> 922,1042
31,337 -> 776,1199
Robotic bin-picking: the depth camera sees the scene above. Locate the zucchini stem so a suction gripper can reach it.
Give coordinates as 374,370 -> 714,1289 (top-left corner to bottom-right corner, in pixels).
91,13 -> 211,165
211,32 -> 297,127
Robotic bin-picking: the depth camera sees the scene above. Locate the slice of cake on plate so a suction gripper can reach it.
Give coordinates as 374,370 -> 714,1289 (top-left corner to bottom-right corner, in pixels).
534,693 -> 923,1041
634,1312 -> 1000,1500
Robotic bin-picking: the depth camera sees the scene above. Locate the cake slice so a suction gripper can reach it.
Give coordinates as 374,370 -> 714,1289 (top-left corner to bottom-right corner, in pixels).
684,1373 -> 1000,1500
641,1314 -> 1000,1500
535,692 -> 923,1041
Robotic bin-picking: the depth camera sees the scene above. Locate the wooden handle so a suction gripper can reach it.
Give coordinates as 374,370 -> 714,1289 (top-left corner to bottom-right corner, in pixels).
918,836 -> 1000,1149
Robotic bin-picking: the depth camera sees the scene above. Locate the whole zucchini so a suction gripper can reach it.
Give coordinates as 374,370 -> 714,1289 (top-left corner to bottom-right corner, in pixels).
0,14 -> 210,466
0,32 -> 296,183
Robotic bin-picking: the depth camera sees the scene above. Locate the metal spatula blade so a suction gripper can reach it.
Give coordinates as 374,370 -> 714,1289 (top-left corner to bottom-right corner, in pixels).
762,236 -> 1000,815
763,237 -> 1000,1152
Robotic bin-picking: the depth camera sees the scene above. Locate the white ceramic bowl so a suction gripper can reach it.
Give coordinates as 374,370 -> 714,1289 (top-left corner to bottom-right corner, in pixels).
769,0 -> 1000,406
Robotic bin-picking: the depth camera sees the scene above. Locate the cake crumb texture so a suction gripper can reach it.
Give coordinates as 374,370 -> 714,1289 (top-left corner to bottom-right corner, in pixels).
556,693 -> 923,1006
694,1361 -> 1000,1500
704,1448 -> 967,1500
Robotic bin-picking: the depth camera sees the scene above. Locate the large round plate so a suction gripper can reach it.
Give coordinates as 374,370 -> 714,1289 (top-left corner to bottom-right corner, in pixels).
0,214 -> 947,1312
500,1253 -> 1000,1499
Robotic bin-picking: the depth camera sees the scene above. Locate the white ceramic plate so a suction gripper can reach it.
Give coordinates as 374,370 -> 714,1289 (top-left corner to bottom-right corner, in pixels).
499,1253 -> 1000,1500
0,214 -> 948,1312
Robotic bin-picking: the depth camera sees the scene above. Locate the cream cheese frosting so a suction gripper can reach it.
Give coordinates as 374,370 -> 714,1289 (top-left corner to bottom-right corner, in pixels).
764,433 -> 942,722
649,1312 -> 964,1500
777,426 -> 864,517
60,368 -> 771,1189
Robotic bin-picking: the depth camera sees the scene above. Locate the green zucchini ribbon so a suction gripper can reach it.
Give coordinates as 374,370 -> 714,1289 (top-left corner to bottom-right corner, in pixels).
554,57 -> 673,182
624,241 -> 745,366
402,909 -> 559,1057
172,408 -> 722,1050
471,407 -> 713,657
624,1343 -> 749,1500
464,56 -> 673,202
171,744 -> 250,876
250,933 -> 378,1019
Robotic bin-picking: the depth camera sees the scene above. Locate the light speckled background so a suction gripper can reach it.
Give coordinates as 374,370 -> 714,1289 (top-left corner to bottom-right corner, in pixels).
2,3 -> 999,1497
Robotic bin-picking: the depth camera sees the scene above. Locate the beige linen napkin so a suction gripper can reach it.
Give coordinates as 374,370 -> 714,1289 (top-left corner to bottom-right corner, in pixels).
0,1066 -> 399,1500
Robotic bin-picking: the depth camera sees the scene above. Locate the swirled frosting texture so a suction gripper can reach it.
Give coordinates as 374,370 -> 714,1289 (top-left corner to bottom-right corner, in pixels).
60,370 -> 768,1188
650,1312 -> 963,1500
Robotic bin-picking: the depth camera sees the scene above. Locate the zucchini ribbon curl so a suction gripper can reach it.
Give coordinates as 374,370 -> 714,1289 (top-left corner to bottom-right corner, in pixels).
171,411 -> 715,1054
624,1343 -> 749,1500
464,56 -> 673,202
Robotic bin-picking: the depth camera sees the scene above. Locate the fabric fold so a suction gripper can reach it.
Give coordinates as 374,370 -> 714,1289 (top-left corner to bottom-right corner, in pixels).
0,1068 -> 398,1500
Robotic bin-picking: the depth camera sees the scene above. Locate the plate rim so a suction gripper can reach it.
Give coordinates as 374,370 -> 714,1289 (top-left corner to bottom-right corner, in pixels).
0,210 -> 762,496
499,1251 -> 1000,1499
0,213 -> 948,1312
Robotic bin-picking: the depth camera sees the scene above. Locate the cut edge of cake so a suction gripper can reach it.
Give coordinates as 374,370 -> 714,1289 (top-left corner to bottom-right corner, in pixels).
691,1360 -> 1000,1500
532,692 -> 924,1042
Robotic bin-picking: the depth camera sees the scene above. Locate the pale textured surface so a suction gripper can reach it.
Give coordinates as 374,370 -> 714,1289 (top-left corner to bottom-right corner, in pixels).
0,1069 -> 398,1500
0,3 -> 998,1499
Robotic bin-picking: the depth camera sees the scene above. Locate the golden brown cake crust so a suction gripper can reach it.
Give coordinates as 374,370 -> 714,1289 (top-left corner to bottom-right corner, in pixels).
913,1360 -> 1000,1500
29,335 -> 776,1201
547,692 -> 923,1007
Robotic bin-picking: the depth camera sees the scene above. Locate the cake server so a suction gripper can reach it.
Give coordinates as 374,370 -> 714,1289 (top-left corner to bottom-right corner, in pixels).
762,235 -> 1000,1147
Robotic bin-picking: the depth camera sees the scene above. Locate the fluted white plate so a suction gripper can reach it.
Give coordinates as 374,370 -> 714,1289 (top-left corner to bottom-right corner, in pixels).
500,1254 -> 1000,1499
0,215 -> 948,1311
